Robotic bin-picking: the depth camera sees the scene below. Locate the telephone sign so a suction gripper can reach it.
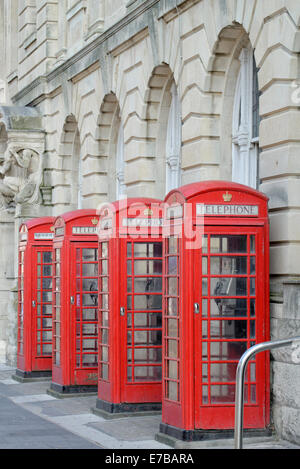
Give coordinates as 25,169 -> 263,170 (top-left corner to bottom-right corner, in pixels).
159,181 -> 270,441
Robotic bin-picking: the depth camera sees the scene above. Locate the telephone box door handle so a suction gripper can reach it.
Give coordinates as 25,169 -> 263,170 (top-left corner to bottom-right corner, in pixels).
32,300 -> 36,308
120,307 -> 125,316
194,302 -> 200,314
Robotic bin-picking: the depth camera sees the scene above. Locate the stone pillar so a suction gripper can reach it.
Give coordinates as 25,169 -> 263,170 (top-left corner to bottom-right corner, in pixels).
271,280 -> 300,445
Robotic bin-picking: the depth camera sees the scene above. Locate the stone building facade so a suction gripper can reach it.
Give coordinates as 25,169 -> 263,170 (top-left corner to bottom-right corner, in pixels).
0,0 -> 300,444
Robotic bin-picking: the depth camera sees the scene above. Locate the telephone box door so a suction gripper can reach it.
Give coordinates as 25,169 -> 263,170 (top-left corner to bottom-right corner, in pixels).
70,242 -> 98,384
194,226 -> 268,429
119,239 -> 163,403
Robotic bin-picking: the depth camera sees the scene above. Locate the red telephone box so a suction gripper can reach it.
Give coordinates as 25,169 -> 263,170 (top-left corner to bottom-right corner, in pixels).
15,217 -> 55,381
160,181 -> 270,441
94,198 -> 163,415
49,210 -> 99,395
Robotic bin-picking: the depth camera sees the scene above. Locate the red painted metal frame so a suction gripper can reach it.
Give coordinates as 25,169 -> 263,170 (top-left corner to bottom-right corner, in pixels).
17,217 -> 55,378
51,209 -> 99,393
96,198 -> 163,413
161,181 -> 270,435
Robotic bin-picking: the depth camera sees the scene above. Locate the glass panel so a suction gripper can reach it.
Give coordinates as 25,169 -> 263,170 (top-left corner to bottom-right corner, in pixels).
133,366 -> 161,381
101,364 -> 108,379
133,330 -> 161,345
82,355 -> 98,367
82,339 -> 97,351
167,360 -> 178,379
133,243 -> 162,258
167,381 -> 178,401
210,341 -> 247,361
167,277 -> 177,296
168,237 -> 178,254
42,344 -> 52,355
250,257 -> 256,274
82,279 -> 98,291
101,311 -> 109,326
210,298 -> 248,317
82,324 -> 97,336
82,309 -> 97,321
167,318 -> 178,337
82,263 -> 98,276
134,277 -> 162,293
250,235 -> 255,253
82,249 -> 98,261
42,265 -> 52,276
211,277 -> 247,296
101,242 -> 108,258
42,278 -> 52,289
133,313 -> 161,328
167,257 -> 177,275
210,363 -> 238,382
43,252 -> 52,263
202,257 -> 208,275
168,297 -> 177,315
134,260 -> 162,275
42,304 -> 52,315
211,385 -> 236,403
82,293 -> 98,306
167,339 -> 178,358
133,348 -> 162,363
101,346 -> 108,362
250,278 -> 256,295
211,256 -> 247,275
207,320 -> 248,339
210,235 -> 247,253
42,291 -> 52,302
133,294 -> 162,310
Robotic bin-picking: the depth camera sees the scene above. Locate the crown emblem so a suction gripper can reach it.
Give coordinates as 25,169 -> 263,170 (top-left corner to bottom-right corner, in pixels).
91,217 -> 98,225
144,208 -> 153,216
223,191 -> 232,202
50,226 -> 54,232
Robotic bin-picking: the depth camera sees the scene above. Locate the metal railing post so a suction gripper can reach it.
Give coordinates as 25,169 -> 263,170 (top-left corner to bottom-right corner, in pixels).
234,336 -> 300,449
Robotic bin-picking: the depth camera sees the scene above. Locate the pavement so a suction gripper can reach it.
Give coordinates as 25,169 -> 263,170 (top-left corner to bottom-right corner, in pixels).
0,363 -> 299,451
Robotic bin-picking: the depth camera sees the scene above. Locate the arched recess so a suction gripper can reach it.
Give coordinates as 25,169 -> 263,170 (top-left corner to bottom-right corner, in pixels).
146,63 -> 182,198
58,114 -> 82,211
210,25 -> 260,187
96,93 -> 124,202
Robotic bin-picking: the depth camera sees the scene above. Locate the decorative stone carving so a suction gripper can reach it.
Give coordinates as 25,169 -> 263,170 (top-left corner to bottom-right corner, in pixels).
0,145 -> 42,212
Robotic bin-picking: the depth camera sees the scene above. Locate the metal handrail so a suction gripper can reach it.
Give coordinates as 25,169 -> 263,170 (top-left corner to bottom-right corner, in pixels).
234,336 -> 300,449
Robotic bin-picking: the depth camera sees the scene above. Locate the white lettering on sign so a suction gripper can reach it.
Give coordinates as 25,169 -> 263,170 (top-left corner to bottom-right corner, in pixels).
72,226 -> 97,235
196,204 -> 259,217
34,233 -> 54,240
122,218 -> 163,227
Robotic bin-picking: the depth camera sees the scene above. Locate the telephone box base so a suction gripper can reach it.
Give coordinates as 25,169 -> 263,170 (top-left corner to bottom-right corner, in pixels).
94,398 -> 161,418
158,423 -> 273,442
12,369 -> 51,383
48,382 -> 97,398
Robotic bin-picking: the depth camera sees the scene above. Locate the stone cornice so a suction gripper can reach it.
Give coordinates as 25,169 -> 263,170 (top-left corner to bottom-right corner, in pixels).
12,0 -> 161,106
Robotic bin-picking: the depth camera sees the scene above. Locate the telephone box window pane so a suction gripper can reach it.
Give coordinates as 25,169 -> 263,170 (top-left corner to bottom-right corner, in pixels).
202,235 -> 208,253
134,313 -> 161,328
127,278 -> 132,292
82,279 -> 98,291
134,243 -> 162,258
211,257 -> 247,275
167,277 -> 177,296
133,330 -> 161,346
250,278 -> 256,295
42,344 -> 52,355
202,299 -> 208,316
43,252 -> 52,263
42,317 -> 52,328
42,304 -> 52,315
134,260 -> 162,275
210,341 -> 247,361
168,297 -> 177,315
202,257 -> 208,275
134,294 -> 162,310
202,278 -> 208,296
167,319 -> 178,337
82,264 -> 98,276
250,235 -> 255,253
82,339 -> 97,351
82,355 -> 97,367
134,366 -> 161,382
82,294 -> 97,306
101,346 -> 108,362
82,324 -> 97,336
82,309 -> 97,321
42,291 -> 52,302
167,257 -> 177,275
167,381 -> 178,401
211,277 -> 247,296
210,299 -> 248,317
250,299 -> 256,317
43,265 -> 52,276
101,329 -> 108,345
208,320 -> 248,339
134,348 -> 162,363
82,249 -> 98,261
168,237 -> 178,254
211,385 -> 235,403
42,278 -> 52,289
42,331 -> 52,341
167,339 -> 178,358
250,257 -> 256,274
210,235 -> 247,253
168,360 -> 178,379
210,363 -> 238,383
134,277 -> 162,293
101,277 -> 108,292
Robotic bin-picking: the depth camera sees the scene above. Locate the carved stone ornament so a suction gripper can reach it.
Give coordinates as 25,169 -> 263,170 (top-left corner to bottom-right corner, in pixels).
0,145 -> 42,212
